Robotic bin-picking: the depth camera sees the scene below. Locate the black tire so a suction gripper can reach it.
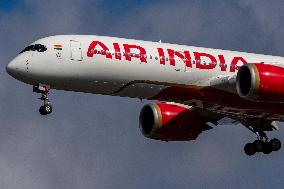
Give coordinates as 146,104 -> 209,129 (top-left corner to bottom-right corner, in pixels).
253,140 -> 264,152
39,106 -> 47,115
244,143 -> 256,156
270,138 -> 281,151
43,104 -> 52,114
262,142 -> 273,154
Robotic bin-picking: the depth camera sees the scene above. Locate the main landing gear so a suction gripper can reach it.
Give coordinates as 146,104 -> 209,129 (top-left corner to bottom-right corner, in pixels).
33,84 -> 53,116
244,132 -> 281,156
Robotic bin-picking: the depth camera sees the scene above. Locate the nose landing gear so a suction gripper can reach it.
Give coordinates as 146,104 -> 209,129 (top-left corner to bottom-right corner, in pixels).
34,84 -> 53,115
244,131 -> 281,156
39,94 -> 52,115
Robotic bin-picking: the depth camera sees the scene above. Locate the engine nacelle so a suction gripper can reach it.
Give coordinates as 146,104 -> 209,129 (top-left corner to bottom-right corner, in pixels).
139,103 -> 205,141
237,63 -> 284,102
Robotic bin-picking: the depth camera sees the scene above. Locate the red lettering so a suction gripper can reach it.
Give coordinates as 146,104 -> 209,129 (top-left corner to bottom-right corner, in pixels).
194,52 -> 217,70
87,41 -> 112,59
157,48 -> 166,65
113,43 -> 121,60
167,49 -> 192,67
123,44 -> 147,63
230,57 -> 247,72
218,55 -> 227,71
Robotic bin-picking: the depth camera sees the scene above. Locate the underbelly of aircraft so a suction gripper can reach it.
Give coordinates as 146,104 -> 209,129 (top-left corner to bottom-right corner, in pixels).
50,78 -> 284,121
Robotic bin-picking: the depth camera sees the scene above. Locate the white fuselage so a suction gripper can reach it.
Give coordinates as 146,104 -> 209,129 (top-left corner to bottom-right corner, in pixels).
7,35 -> 284,120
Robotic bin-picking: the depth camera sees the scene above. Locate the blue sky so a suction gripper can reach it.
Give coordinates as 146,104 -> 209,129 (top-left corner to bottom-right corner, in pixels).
0,0 -> 153,14
0,0 -> 22,12
1,0 -> 284,189
100,0 -> 153,14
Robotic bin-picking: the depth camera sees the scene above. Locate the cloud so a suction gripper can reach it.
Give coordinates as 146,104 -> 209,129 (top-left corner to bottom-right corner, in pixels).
238,0 -> 284,55
1,0 -> 284,189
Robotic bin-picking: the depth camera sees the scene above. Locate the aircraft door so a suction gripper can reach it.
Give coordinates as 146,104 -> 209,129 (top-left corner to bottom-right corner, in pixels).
70,40 -> 83,61
175,58 -> 186,72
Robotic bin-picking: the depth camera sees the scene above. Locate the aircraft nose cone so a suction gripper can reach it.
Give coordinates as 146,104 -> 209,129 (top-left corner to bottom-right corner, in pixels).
6,56 -> 27,80
6,60 -> 20,76
6,60 -> 19,76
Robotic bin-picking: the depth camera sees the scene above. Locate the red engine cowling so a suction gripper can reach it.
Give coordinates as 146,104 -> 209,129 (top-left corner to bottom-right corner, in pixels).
237,63 -> 284,102
139,103 -> 205,141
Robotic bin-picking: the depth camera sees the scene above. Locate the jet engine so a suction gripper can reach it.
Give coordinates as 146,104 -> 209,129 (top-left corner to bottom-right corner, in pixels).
236,63 -> 284,102
139,103 -> 205,141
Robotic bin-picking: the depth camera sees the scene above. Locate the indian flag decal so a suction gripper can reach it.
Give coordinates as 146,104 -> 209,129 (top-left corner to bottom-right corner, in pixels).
54,45 -> 62,50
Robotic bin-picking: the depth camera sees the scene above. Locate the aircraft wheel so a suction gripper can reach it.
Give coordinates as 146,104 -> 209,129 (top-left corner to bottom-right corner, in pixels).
262,142 -> 273,154
43,104 -> 52,114
270,138 -> 281,151
244,143 -> 256,156
39,106 -> 47,115
39,105 -> 52,115
253,140 -> 264,152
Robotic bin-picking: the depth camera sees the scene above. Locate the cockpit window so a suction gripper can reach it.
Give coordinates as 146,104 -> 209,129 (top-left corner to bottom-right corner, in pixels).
20,44 -> 47,53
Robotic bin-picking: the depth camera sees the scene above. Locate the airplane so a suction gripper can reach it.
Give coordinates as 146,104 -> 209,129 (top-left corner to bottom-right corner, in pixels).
6,35 -> 284,156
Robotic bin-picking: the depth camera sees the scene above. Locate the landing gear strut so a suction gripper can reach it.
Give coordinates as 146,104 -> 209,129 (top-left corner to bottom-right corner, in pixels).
244,131 -> 281,156
34,84 -> 53,115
